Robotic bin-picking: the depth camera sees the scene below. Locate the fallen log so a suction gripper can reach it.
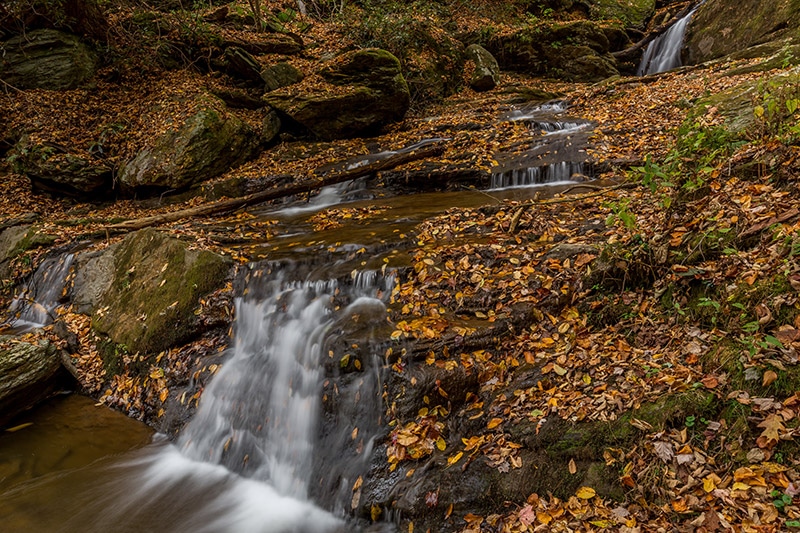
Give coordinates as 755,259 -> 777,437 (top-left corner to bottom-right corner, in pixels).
106,143 -> 445,233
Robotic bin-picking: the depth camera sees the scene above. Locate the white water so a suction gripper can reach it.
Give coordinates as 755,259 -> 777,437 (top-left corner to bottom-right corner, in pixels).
637,6 -> 699,75
6,253 -> 74,329
2,267 -> 393,532
491,161 -> 585,189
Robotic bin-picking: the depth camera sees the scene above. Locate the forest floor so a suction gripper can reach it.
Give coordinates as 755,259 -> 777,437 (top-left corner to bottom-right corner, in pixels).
3,2 -> 800,531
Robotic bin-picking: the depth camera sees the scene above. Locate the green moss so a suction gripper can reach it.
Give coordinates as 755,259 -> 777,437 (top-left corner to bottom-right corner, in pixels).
587,0 -> 655,29
92,228 -> 231,360
10,226 -> 57,257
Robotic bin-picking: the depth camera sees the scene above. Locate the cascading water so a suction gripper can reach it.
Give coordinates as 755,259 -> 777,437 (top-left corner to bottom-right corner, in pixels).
6,253 -> 74,330
1,265 -> 394,532
637,5 -> 700,76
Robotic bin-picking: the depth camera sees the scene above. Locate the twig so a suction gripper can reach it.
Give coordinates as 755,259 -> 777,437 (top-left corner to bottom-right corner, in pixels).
460,185 -> 503,204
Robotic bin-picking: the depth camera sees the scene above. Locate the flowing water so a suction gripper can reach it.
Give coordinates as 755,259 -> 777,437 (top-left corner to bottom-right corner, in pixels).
0,100 -> 598,531
637,5 -> 700,75
5,253 -> 74,330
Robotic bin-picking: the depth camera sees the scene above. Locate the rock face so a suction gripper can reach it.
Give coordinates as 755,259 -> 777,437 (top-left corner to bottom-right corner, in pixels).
262,61 -> 304,92
264,49 -> 410,140
486,20 -> 619,82
466,44 -> 500,91
118,95 -> 259,193
0,225 -> 32,279
12,137 -> 111,196
0,338 -> 64,425
0,29 -> 97,90
685,0 -> 800,64
91,229 -> 231,369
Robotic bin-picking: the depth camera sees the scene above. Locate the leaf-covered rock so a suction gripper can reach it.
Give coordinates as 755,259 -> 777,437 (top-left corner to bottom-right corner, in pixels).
118,95 -> 259,194
91,228 -> 232,366
466,44 -> 500,92
12,137 -> 111,196
261,61 -> 304,92
0,29 -> 97,90
264,49 -> 410,140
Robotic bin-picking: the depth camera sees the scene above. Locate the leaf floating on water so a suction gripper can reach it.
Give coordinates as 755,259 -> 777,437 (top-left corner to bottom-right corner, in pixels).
5,422 -> 33,432
370,504 -> 382,522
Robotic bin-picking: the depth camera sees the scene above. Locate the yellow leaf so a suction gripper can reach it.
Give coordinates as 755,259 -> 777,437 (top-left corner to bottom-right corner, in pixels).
576,486 -> 596,499
447,451 -> 463,466
436,437 -> 446,451
732,482 -> 751,491
487,418 -> 503,429
370,505 -> 382,522
703,476 -> 717,493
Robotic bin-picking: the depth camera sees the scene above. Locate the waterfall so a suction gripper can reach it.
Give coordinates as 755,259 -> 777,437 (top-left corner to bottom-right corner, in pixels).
14,265 -> 395,533
490,161 -> 585,189
637,6 -> 700,76
6,253 -> 74,330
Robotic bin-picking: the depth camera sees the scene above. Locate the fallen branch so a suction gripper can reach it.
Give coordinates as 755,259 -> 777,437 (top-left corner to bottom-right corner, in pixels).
106,144 -> 445,233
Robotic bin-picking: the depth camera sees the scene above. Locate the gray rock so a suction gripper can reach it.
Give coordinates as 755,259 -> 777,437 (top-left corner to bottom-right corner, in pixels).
118,95 -> 259,193
466,44 -> 500,92
264,49 -> 410,140
0,225 -> 31,279
261,61 -> 304,92
0,29 -> 97,90
261,109 -> 282,144
71,246 -> 118,315
0,338 -> 63,425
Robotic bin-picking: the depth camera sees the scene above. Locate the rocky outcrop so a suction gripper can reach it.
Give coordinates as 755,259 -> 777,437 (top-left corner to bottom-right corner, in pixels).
0,338 -> 65,425
685,0 -> 800,65
0,29 -> 97,90
12,137 -> 111,196
264,49 -> 410,140
118,95 -> 259,194
466,44 -> 500,91
223,33 -> 304,55
486,20 -> 620,82
90,229 -> 232,370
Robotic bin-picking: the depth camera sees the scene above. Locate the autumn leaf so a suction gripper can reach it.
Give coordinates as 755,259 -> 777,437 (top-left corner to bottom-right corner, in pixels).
576,486 -> 596,499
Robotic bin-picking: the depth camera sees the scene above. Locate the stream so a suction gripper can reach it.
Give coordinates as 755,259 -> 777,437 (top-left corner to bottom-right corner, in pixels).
2,99 -> 605,531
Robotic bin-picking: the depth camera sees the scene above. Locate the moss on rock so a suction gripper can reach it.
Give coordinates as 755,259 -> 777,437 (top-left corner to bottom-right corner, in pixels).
92,228 -> 232,365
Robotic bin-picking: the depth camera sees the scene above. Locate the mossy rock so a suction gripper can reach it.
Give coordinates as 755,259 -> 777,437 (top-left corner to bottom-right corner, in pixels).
92,229 -> 232,364
685,0 -> 800,65
0,338 -> 64,426
118,95 -> 259,194
11,137 -> 111,196
0,29 -> 97,90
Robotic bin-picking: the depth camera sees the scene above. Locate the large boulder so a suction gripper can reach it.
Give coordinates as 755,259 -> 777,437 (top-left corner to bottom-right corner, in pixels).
0,338 -> 64,425
264,49 -> 410,140
0,29 -> 97,90
91,229 -> 232,369
685,0 -> 800,65
11,137 -> 111,196
118,95 -> 259,194
466,44 -> 500,92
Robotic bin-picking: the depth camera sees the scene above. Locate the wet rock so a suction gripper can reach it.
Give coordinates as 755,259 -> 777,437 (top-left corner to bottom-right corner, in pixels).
466,44 -> 500,91
685,0 -> 800,65
0,29 -> 97,90
91,228 -> 232,366
71,247 -> 118,315
11,137 -> 111,196
0,338 -> 65,426
264,49 -> 410,140
261,61 -> 304,92
118,95 -> 259,194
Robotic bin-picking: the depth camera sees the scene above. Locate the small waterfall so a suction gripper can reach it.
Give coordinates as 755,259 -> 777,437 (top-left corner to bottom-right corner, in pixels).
6,253 -> 74,330
35,265 -> 395,532
491,161 -> 585,189
637,5 -> 700,75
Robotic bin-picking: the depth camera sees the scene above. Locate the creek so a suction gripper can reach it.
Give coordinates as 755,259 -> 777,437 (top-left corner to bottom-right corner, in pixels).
0,100 -> 596,531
